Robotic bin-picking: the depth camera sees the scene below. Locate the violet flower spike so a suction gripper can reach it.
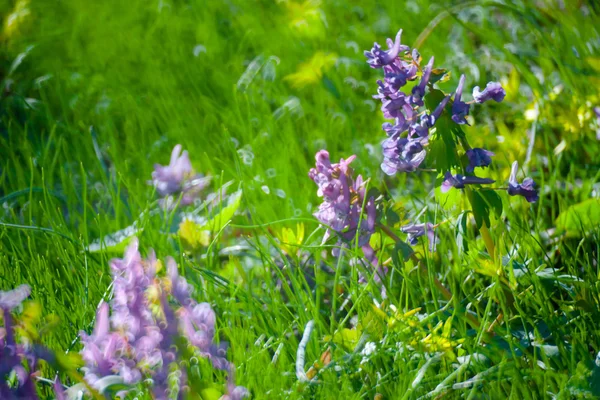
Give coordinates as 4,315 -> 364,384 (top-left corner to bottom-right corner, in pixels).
451,74 -> 471,125
473,82 -> 506,103
441,172 -> 495,192
466,148 -> 495,174
364,29 -> 408,68
507,161 -> 539,203
381,137 -> 426,175
410,56 -> 434,106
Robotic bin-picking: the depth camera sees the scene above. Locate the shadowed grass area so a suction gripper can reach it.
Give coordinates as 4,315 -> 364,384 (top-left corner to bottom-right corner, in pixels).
1,0 -> 600,398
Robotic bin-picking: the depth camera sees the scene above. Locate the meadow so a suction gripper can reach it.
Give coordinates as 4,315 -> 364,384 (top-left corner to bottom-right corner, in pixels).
2,0 -> 600,398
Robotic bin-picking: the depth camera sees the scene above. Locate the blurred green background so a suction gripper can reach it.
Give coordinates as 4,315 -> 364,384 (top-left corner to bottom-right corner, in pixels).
1,0 -> 600,398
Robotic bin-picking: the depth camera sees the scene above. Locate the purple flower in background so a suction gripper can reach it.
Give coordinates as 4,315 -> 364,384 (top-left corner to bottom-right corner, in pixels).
364,29 -> 408,68
152,144 -> 193,196
150,144 -> 211,207
441,172 -> 495,192
466,148 -> 494,173
451,75 -> 471,125
473,82 -> 506,103
508,161 -> 539,203
401,222 -> 437,252
410,56 -> 434,106
381,137 -> 426,174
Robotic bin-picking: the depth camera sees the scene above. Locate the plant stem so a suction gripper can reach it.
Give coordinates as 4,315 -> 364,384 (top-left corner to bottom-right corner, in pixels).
377,223 -> 480,328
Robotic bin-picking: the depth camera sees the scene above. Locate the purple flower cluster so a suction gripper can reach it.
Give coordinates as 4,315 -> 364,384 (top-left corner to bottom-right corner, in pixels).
151,144 -> 211,207
309,150 -> 383,276
80,239 -> 247,400
1,285 -> 66,400
365,29 -> 506,187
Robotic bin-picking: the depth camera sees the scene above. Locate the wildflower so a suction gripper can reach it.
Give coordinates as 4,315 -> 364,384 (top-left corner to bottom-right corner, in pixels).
364,29 -> 408,68
410,56 -> 434,106
441,171 -> 495,192
451,75 -> 470,125
0,284 -> 30,310
151,144 -> 211,206
472,82 -> 506,103
466,148 -> 494,173
1,285 -> 63,400
401,222 -> 436,252
309,150 -> 379,271
381,137 -> 426,175
80,239 -> 247,398
508,161 -> 539,203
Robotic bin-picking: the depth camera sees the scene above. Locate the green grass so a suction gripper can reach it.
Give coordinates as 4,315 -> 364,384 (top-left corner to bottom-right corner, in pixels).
2,0 -> 600,398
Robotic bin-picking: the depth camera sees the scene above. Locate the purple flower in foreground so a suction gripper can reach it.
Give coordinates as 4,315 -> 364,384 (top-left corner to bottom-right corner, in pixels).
451,75 -> 471,125
508,161 -> 539,203
466,148 -> 494,174
1,285 -> 62,400
80,239 -> 247,398
410,56 -> 434,106
401,222 -> 437,252
0,284 -> 30,310
364,29 -> 409,68
441,171 -> 495,192
151,144 -> 211,207
473,82 -> 506,103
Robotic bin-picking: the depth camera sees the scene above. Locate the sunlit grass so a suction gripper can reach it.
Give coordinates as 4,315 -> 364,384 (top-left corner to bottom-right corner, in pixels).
1,0 -> 600,398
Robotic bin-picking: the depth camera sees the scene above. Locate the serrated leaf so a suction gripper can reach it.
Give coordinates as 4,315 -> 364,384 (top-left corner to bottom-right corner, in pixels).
555,199 -> 600,237
479,189 -> 503,217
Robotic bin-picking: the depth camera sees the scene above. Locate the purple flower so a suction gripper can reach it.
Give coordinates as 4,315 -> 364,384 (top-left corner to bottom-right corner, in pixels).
401,222 -> 437,252
466,148 -> 494,173
508,161 -> 539,203
381,94 -> 409,119
381,136 -> 426,175
0,285 -> 30,310
441,171 -> 495,192
364,29 -> 409,68
309,150 -> 378,264
80,240 -> 247,397
451,75 -> 471,125
1,285 -> 64,400
473,82 -> 506,103
150,144 -> 211,207
410,56 -> 434,106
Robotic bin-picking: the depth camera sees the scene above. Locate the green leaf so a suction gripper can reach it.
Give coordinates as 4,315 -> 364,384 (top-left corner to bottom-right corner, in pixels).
393,240 -> 414,262
471,190 -> 490,229
200,189 -> 243,232
555,199 -> 600,237
479,190 -> 503,217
